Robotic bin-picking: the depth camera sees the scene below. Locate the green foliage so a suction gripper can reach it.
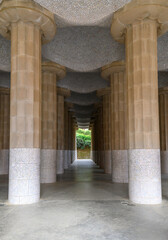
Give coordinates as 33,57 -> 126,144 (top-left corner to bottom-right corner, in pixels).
76,128 -> 91,150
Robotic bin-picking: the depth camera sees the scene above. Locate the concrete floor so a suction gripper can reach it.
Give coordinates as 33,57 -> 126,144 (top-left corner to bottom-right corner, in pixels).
0,159 -> 168,240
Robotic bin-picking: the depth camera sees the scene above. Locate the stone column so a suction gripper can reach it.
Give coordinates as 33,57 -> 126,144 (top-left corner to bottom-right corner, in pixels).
97,88 -> 112,174
0,0 -> 56,204
101,62 -> 128,182
68,112 -> 73,166
57,88 -> 70,174
0,87 -> 10,175
111,0 -> 168,204
97,105 -> 104,169
159,87 -> 168,174
64,103 -> 69,169
41,62 -> 66,183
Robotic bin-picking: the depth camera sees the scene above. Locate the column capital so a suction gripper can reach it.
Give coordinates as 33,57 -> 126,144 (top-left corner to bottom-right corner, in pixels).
111,0 -> 168,43
159,86 -> 168,95
101,61 -> 125,81
42,62 -> 66,80
97,87 -> 111,97
57,87 -> 71,97
0,0 -> 56,44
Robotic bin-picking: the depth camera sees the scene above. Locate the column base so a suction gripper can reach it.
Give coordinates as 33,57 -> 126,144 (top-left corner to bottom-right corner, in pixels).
104,151 -> 112,174
57,150 -> 64,174
0,149 -> 9,175
112,150 -> 128,183
64,150 -> 69,169
9,148 -> 40,205
40,149 -> 56,183
129,149 -> 162,205
161,151 -> 168,174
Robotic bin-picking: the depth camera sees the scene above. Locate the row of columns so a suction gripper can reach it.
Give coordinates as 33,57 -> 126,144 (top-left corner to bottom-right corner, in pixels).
0,0 -> 168,206
91,0 -> 168,205
0,0 -> 76,205
0,84 -> 75,199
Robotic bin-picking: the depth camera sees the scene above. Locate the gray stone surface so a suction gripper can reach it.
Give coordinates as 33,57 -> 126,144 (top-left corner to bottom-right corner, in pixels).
35,0 -> 131,27
0,149 -> 9,175
57,72 -> 109,93
112,150 -> 128,183
66,91 -> 100,106
128,149 -> 162,205
73,104 -> 95,114
161,151 -> 168,175
40,149 -> 57,183
0,71 -> 10,87
57,150 -> 64,174
104,150 -> 112,174
158,71 -> 168,88
9,148 -> 40,205
43,27 -> 125,72
64,150 -> 69,170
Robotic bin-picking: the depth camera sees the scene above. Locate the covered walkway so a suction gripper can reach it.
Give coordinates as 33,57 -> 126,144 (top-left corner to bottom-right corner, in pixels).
0,160 -> 168,240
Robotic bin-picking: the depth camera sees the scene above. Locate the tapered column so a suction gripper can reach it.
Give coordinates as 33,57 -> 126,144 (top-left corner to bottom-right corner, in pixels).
57,88 -> 70,174
57,95 -> 64,174
97,89 -> 112,174
159,87 -> 168,174
41,62 -> 66,183
102,62 -> 128,182
0,0 -> 56,204
0,88 -> 10,175
111,0 -> 168,204
68,112 -> 73,166
64,103 -> 69,169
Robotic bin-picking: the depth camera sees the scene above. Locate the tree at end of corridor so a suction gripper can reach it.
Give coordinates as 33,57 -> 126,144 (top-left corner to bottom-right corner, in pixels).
76,128 -> 91,150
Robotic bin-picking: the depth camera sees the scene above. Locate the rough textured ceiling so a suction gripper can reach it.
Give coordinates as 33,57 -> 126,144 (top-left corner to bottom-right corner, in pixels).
34,0 -> 131,27
57,72 -> 109,93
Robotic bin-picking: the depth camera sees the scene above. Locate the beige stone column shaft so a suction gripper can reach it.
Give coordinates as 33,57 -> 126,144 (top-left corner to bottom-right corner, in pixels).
57,88 -> 70,174
57,94 -> 65,174
97,106 -> 104,169
111,0 -> 168,204
64,103 -> 69,169
0,0 -> 56,204
102,62 -> 128,182
41,62 -> 66,183
0,88 -> 10,175
97,89 -> 112,174
68,112 -> 73,165
159,87 -> 168,174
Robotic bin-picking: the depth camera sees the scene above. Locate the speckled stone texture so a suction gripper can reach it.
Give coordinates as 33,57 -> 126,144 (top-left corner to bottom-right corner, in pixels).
40,150 -> 57,183
66,92 -> 100,106
104,151 -> 112,174
64,150 -> 69,169
58,72 -> 109,93
43,27 -> 125,72
112,150 -> 128,183
71,150 -> 77,163
35,0 -> 131,27
0,150 -> 9,175
68,150 -> 72,166
129,149 -> 162,205
0,72 -> 10,88
57,150 -> 64,174
161,151 -> 168,175
9,148 -> 40,205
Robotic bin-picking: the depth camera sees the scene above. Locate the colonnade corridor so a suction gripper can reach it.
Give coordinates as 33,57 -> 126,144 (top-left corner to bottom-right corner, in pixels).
0,160 -> 168,239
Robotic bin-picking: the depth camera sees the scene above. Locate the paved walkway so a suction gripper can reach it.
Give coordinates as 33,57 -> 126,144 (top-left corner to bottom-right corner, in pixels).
0,160 -> 168,240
